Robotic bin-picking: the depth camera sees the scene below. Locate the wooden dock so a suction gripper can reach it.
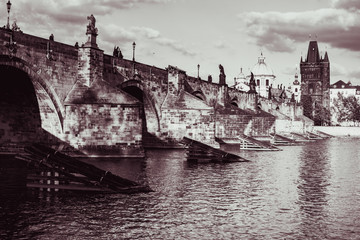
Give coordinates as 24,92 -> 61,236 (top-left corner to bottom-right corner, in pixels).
182,137 -> 249,163
15,144 -> 152,194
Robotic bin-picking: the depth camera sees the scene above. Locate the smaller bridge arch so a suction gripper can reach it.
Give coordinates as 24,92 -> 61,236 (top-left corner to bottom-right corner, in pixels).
119,79 -> 160,133
230,96 -> 239,107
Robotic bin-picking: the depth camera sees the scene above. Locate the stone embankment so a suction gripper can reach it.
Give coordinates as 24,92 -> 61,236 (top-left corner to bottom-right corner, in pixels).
314,126 -> 360,137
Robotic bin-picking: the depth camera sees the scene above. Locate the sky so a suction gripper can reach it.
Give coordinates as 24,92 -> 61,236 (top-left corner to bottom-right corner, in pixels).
2,0 -> 360,86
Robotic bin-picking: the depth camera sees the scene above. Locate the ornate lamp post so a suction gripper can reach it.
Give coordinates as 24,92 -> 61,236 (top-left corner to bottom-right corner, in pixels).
6,0 -> 12,29
132,42 -> 136,62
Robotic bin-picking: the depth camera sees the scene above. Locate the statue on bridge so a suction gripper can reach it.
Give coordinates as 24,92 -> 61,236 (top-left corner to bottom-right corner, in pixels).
86,14 -> 98,35
219,64 -> 226,85
113,46 -> 123,59
219,64 -> 225,76
248,72 -> 257,94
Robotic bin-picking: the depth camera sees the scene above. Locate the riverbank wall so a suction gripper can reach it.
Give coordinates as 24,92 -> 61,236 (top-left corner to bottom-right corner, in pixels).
314,126 -> 360,137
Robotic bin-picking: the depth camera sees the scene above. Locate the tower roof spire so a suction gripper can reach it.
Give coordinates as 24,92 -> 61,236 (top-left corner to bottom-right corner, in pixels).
323,51 -> 329,62
306,40 -> 320,63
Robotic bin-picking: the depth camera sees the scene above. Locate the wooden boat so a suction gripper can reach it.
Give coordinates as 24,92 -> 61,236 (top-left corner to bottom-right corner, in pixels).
182,137 -> 249,163
16,144 -> 152,194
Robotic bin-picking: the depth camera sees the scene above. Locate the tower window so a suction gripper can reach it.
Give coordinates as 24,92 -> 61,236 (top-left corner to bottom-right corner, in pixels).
295,88 -> 298,92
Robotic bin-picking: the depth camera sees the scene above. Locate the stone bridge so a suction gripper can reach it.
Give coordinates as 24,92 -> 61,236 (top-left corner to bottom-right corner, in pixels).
0,16 -> 312,157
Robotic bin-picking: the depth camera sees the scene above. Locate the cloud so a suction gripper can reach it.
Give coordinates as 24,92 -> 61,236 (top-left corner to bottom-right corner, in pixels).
282,64 -> 300,76
330,62 -> 360,85
332,0 -> 360,11
331,62 -> 347,77
243,7 -> 360,53
155,37 -> 195,56
132,27 -> 161,39
100,25 -> 195,56
12,0 -> 174,27
6,0 -> 191,58
213,40 -> 226,49
130,27 -> 195,56
6,0 -> 176,54
348,70 -> 360,80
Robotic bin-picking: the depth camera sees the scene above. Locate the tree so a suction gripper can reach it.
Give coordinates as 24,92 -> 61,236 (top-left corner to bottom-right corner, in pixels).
313,103 -> 331,126
332,92 -> 360,125
301,95 -> 330,126
302,95 -> 313,119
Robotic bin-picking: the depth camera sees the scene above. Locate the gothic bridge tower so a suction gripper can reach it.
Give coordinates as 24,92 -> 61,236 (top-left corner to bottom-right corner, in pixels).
300,40 -> 330,124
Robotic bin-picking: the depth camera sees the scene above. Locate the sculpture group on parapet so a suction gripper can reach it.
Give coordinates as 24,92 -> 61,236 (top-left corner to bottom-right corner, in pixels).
113,46 -> 123,59
87,14 -> 98,35
11,20 -> 21,32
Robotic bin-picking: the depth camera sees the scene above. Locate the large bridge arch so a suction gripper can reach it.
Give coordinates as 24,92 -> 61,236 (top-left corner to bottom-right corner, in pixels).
0,56 -> 64,144
119,79 -> 160,133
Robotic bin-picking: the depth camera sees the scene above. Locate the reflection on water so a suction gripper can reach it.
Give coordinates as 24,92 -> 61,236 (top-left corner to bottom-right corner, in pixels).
1,138 -> 360,239
297,142 -> 331,239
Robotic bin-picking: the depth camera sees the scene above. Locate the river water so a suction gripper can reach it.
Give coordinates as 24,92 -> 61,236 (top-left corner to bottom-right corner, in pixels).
1,138 -> 360,239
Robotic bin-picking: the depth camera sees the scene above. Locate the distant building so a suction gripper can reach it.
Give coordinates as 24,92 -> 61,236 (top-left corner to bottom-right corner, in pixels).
330,80 -> 360,100
233,68 -> 250,92
300,40 -> 330,124
330,80 -> 360,125
247,53 -> 276,98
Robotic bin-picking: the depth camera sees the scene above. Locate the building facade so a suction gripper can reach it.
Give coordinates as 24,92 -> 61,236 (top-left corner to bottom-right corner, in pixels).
300,40 -> 330,124
291,72 -> 301,103
330,80 -> 360,125
247,53 -> 276,98
233,68 -> 250,92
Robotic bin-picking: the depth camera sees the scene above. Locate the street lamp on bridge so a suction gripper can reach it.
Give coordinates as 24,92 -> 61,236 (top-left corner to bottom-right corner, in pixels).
132,42 -> 136,62
197,64 -> 200,79
132,42 -> 136,77
6,0 -> 12,30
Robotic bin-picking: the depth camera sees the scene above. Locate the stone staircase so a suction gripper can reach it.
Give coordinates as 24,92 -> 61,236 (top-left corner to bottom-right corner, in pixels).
238,134 -> 280,151
270,134 -> 297,146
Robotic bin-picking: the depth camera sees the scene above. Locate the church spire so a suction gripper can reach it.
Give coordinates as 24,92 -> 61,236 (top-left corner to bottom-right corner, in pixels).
323,51 -> 329,62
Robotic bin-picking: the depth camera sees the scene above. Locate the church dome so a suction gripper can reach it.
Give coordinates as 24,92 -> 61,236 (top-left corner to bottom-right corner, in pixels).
251,53 -> 275,76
